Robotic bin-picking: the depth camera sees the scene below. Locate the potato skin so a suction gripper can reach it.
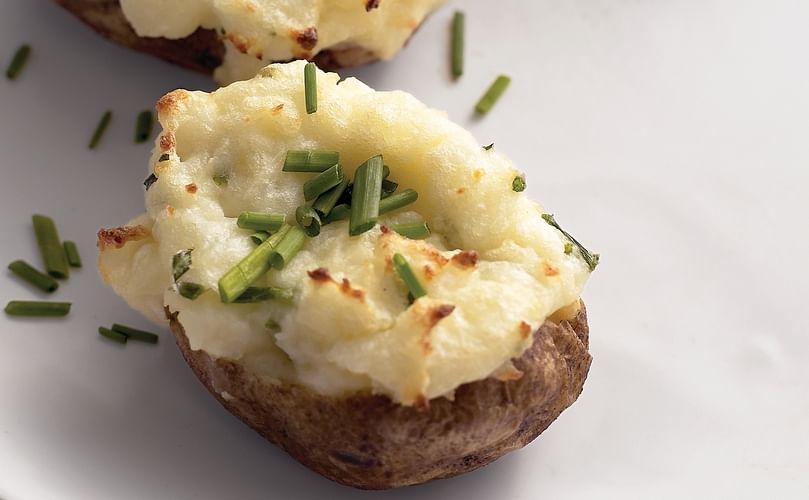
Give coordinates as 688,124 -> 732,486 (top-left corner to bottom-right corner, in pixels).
53,0 -> 384,73
166,305 -> 591,489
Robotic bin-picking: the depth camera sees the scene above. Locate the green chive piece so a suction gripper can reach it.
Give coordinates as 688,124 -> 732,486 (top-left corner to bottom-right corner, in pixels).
172,249 -> 193,282
178,282 -> 206,300
250,231 -> 270,245
349,155 -> 384,236
265,318 -> 282,332
271,226 -> 307,269
213,172 -> 229,186
304,164 -> 344,201
542,214 -> 600,271
475,75 -> 511,114
304,62 -> 317,114
218,224 -> 291,303
158,153 -> 170,162
322,204 -> 351,224
295,206 -> 322,237
483,143 -> 494,151
451,11 -> 465,78
32,214 -> 69,280
144,173 -> 158,190
381,179 -> 399,198
7,260 -> 59,293
237,212 -> 286,232
134,110 -> 153,143
564,242 -> 574,255
378,188 -> 418,215
382,165 -> 391,179
393,254 -> 427,300
88,111 -> 112,150
5,300 -> 71,317
63,241 -> 82,268
313,176 -> 349,217
5,44 -> 31,80
99,327 -> 127,344
111,323 -> 159,344
233,286 -> 294,303
512,175 -> 526,192
283,150 -> 339,172
391,222 -> 431,240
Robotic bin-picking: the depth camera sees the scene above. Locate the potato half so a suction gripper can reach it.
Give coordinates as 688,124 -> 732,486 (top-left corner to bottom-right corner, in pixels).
98,61 -> 595,488
54,0 -> 445,83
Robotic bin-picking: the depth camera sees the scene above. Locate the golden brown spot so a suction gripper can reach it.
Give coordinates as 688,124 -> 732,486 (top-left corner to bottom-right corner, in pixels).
451,250 -> 479,268
473,169 -> 484,181
494,365 -> 524,382
365,0 -> 381,11
225,32 -> 252,54
159,133 -> 175,152
543,262 -> 560,276
166,205 -> 176,216
185,183 -> 198,194
307,267 -> 333,282
422,265 -> 436,280
456,187 -> 466,194
428,304 -> 455,328
422,246 -> 449,267
271,103 -> 284,115
156,90 -> 188,114
339,278 -> 366,302
518,321 -> 532,339
379,225 -> 391,234
97,225 -> 150,250
414,394 -> 430,412
292,27 -> 318,51
405,18 -> 419,30
255,52 -> 263,60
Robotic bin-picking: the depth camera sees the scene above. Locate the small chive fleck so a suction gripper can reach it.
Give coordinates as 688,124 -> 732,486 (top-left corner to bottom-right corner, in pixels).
178,282 -> 206,300
158,153 -> 170,162
475,75 -> 511,114
512,175 -> 526,192
233,286 -> 294,303
483,143 -> 494,151
5,44 -> 31,80
304,62 -> 317,114
265,318 -> 282,332
144,173 -> 158,190
88,111 -> 113,150
391,221 -> 431,240
213,172 -> 229,186
172,249 -> 193,282
134,110 -> 153,143
564,242 -> 574,255
542,214 -> 600,271
63,241 -> 82,268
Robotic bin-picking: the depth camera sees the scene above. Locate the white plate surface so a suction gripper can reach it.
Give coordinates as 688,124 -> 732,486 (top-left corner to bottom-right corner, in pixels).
1,1 -> 807,499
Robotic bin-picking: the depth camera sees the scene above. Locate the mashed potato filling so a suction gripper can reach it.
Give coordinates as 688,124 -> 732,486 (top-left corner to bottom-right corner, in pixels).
98,61 -> 592,405
119,0 -> 445,83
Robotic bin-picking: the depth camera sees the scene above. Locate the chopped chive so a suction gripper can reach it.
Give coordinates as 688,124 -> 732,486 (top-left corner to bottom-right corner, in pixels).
158,153 -> 170,162
512,175 -> 526,192
483,143 -> 494,151
63,241 -> 82,268
283,150 -> 339,172
218,224 -> 291,303
7,260 -> 59,293
451,11 -> 464,78
265,317 -> 282,332
542,214 -> 600,271
237,212 -> 286,232
32,214 -> 69,280
295,206 -> 322,237
381,179 -> 399,198
349,155 -> 384,236
134,110 -> 153,143
271,226 -> 307,269
304,164 -> 344,201
336,182 -> 354,206
213,172 -> 229,186
475,75 -> 511,114
178,282 -> 206,300
99,327 -> 127,344
250,231 -> 270,245
5,44 -> 31,80
382,164 -> 391,179
144,173 -> 158,190
379,188 -> 418,215
564,242 -> 574,255
233,286 -> 294,303
172,249 -> 193,282
392,254 -> 427,300
111,323 -> 159,344
304,62 -> 317,114
88,111 -> 112,149
391,221 -> 431,240
5,300 -> 71,317
322,203 -> 351,224
312,176 -> 348,217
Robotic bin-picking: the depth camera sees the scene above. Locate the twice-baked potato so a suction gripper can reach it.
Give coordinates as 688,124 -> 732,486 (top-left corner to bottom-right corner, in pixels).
97,61 -> 596,488
54,0 -> 446,83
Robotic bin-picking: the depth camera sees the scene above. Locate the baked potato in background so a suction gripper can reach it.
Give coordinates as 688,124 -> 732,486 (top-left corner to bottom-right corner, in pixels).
54,0 -> 446,83
97,61 -> 595,488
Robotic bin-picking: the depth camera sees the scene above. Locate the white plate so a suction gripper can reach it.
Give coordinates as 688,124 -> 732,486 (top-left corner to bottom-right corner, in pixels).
1,1 -> 807,499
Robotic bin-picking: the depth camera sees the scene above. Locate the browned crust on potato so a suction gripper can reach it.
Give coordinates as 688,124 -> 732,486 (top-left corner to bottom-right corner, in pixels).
97,225 -> 150,250
166,304 -> 591,489
53,0 -> 387,73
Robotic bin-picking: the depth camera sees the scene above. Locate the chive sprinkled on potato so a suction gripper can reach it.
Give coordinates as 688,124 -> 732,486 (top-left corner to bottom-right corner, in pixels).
349,155 -> 384,236
178,282 -> 206,300
304,62 -> 318,114
296,206 -> 322,237
219,225 -> 291,303
283,150 -> 339,172
542,214 -> 600,271
512,175 -> 526,192
391,222 -> 431,240
392,254 -> 427,301
303,164 -> 344,201
237,212 -> 286,233
172,249 -> 193,282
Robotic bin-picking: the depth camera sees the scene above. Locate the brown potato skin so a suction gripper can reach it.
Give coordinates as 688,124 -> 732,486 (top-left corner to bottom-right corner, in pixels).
53,0 -> 382,73
166,305 -> 591,489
